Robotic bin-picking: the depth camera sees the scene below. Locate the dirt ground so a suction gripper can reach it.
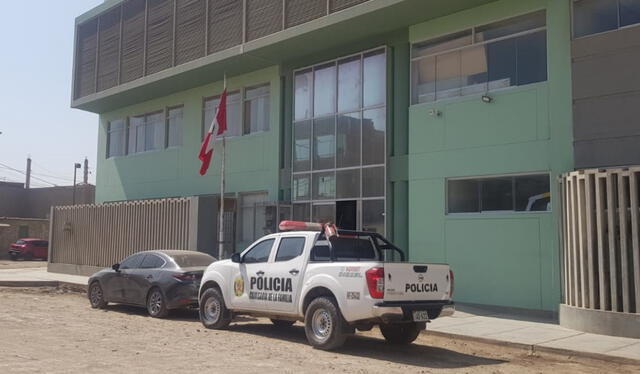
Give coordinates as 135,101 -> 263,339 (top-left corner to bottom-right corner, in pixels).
0,260 -> 47,270
0,287 -> 637,374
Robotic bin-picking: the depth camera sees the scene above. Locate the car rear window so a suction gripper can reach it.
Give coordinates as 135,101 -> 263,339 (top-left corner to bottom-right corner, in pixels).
170,252 -> 215,267
331,237 -> 377,261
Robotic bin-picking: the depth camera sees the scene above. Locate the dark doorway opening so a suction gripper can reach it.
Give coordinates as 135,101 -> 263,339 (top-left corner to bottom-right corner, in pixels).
336,200 -> 357,230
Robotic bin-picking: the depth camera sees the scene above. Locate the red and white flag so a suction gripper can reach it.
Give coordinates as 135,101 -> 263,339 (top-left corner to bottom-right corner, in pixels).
198,89 -> 228,176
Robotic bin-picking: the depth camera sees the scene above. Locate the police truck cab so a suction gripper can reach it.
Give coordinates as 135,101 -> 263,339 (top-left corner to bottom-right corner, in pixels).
198,221 -> 455,350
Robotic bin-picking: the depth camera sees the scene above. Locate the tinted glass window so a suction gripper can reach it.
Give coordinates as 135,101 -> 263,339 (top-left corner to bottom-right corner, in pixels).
310,243 -> 331,261
120,253 -> 144,269
275,237 -> 306,262
482,177 -> 514,211
171,252 -> 216,267
515,175 -> 551,211
331,237 -> 377,261
448,179 -> 480,213
620,0 -> 640,27
573,0 -> 618,38
243,239 -> 275,263
140,254 -> 165,269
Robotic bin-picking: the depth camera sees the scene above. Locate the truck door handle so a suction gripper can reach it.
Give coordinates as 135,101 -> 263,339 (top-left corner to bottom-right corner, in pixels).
256,271 -> 265,276
289,269 -> 299,275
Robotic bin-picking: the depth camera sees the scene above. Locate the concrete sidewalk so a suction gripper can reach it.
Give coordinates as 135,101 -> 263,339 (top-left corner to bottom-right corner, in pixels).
428,305 -> 640,363
0,267 -> 638,363
0,267 -> 88,291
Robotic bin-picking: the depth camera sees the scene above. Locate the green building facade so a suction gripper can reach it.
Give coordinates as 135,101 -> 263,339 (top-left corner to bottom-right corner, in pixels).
74,0 -> 577,312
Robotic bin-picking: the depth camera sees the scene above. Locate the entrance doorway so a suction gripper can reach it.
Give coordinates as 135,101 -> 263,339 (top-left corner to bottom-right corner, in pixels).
336,200 -> 357,230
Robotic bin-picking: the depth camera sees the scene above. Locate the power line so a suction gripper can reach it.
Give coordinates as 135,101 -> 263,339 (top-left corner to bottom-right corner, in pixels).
0,162 -> 57,187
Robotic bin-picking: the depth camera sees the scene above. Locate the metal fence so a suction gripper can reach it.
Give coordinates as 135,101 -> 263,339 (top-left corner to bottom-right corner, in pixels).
49,198 -> 193,268
560,168 -> 640,314
74,0 -> 370,99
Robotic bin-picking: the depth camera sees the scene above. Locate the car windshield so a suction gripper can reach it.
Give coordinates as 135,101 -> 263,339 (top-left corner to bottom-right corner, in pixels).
170,253 -> 215,267
16,240 -> 26,245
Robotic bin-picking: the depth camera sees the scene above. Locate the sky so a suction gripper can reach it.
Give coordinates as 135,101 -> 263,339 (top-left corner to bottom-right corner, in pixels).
0,1 -> 103,187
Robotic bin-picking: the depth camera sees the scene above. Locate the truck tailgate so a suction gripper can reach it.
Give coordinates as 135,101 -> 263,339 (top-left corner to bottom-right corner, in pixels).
383,263 -> 451,302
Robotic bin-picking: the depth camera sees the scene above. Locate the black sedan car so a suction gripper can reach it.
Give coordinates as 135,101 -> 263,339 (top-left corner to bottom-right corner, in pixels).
87,250 -> 216,317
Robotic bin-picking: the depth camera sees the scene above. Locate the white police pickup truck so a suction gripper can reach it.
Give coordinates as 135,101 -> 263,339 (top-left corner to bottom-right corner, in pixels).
198,221 -> 454,350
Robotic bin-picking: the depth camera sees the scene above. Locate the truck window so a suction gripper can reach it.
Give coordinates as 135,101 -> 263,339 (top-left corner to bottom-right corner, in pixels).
331,237 -> 377,261
275,237 -> 305,262
243,239 -> 275,264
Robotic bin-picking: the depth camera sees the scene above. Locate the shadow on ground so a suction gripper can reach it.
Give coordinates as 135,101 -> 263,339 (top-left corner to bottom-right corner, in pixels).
98,304 -> 505,369
229,323 -> 505,369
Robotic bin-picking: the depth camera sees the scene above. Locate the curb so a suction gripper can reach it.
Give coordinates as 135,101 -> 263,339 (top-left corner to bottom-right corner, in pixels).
0,280 -> 87,293
427,330 -> 640,366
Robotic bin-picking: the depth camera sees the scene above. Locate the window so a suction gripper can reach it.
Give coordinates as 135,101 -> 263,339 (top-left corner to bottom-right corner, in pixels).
275,237 -> 306,262
107,119 -> 126,157
240,192 -> 269,242
120,253 -> 145,269
243,239 -> 275,263
447,174 -> 551,214
167,107 -> 183,147
140,254 -> 165,269
292,48 -> 387,233
411,11 -> 547,104
310,243 -> 331,261
128,111 -> 165,153
171,252 -> 215,267
331,237 -> 378,261
244,85 -> 270,134
203,91 -> 241,138
573,0 -> 640,38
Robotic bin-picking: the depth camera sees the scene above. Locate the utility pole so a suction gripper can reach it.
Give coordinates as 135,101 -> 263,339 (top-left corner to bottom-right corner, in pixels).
25,157 -> 32,189
83,157 -> 89,184
72,163 -> 82,205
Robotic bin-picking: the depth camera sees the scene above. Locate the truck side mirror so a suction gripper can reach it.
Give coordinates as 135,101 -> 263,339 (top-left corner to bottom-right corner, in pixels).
231,253 -> 241,263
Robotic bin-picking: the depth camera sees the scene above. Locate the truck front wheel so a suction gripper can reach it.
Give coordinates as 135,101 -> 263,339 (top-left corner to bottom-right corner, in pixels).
199,288 -> 231,329
379,322 -> 423,345
304,297 -> 347,350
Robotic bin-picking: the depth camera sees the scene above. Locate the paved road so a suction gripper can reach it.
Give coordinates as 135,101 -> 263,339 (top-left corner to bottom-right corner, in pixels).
0,287 -> 637,374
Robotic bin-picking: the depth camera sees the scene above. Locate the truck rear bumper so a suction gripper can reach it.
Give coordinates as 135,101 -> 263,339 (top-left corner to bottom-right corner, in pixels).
373,300 -> 455,322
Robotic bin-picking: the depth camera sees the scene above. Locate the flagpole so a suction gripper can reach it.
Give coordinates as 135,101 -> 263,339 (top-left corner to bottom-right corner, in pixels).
218,74 -> 227,260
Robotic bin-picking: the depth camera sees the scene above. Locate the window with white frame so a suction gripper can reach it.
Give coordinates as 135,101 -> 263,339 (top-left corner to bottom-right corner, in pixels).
411,11 -> 547,104
167,106 -> 183,147
244,84 -> 271,134
573,0 -> 640,38
447,174 -> 551,214
128,111 -> 165,154
107,119 -> 126,158
240,192 -> 269,243
203,91 -> 241,138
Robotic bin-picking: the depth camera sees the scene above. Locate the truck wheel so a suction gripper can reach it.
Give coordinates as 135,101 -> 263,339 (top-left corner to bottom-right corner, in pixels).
379,322 -> 423,345
88,282 -> 108,309
270,319 -> 295,327
199,288 -> 231,329
304,297 -> 347,350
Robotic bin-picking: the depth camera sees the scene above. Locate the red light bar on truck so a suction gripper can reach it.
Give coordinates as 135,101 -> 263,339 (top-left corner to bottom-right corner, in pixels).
278,221 -> 339,238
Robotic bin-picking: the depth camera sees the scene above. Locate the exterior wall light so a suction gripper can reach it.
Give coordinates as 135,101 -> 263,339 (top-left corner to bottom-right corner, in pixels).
481,95 -> 493,103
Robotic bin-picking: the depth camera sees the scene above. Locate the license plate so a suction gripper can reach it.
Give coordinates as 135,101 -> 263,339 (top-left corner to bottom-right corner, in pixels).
412,310 -> 429,322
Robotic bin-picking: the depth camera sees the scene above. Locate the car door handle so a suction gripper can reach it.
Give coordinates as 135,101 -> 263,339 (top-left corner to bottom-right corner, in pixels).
289,269 -> 299,275
146,275 -> 153,280
256,271 -> 265,276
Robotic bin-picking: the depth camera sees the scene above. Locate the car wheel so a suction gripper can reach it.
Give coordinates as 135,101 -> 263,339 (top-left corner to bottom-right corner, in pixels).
9,252 -> 18,261
270,319 -> 295,327
304,297 -> 348,350
379,322 -> 423,345
146,288 -> 168,318
199,288 -> 231,329
88,282 -> 108,309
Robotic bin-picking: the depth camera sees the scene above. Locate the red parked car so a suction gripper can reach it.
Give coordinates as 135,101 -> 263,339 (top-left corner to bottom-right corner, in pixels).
8,239 -> 48,261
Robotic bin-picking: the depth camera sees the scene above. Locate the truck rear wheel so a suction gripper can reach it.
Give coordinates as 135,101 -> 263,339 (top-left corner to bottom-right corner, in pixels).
304,297 -> 347,350
379,322 -> 423,345
199,288 -> 231,329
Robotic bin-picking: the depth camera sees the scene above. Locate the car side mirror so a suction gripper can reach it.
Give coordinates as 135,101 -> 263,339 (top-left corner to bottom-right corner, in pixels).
112,263 -> 120,272
231,253 -> 241,263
